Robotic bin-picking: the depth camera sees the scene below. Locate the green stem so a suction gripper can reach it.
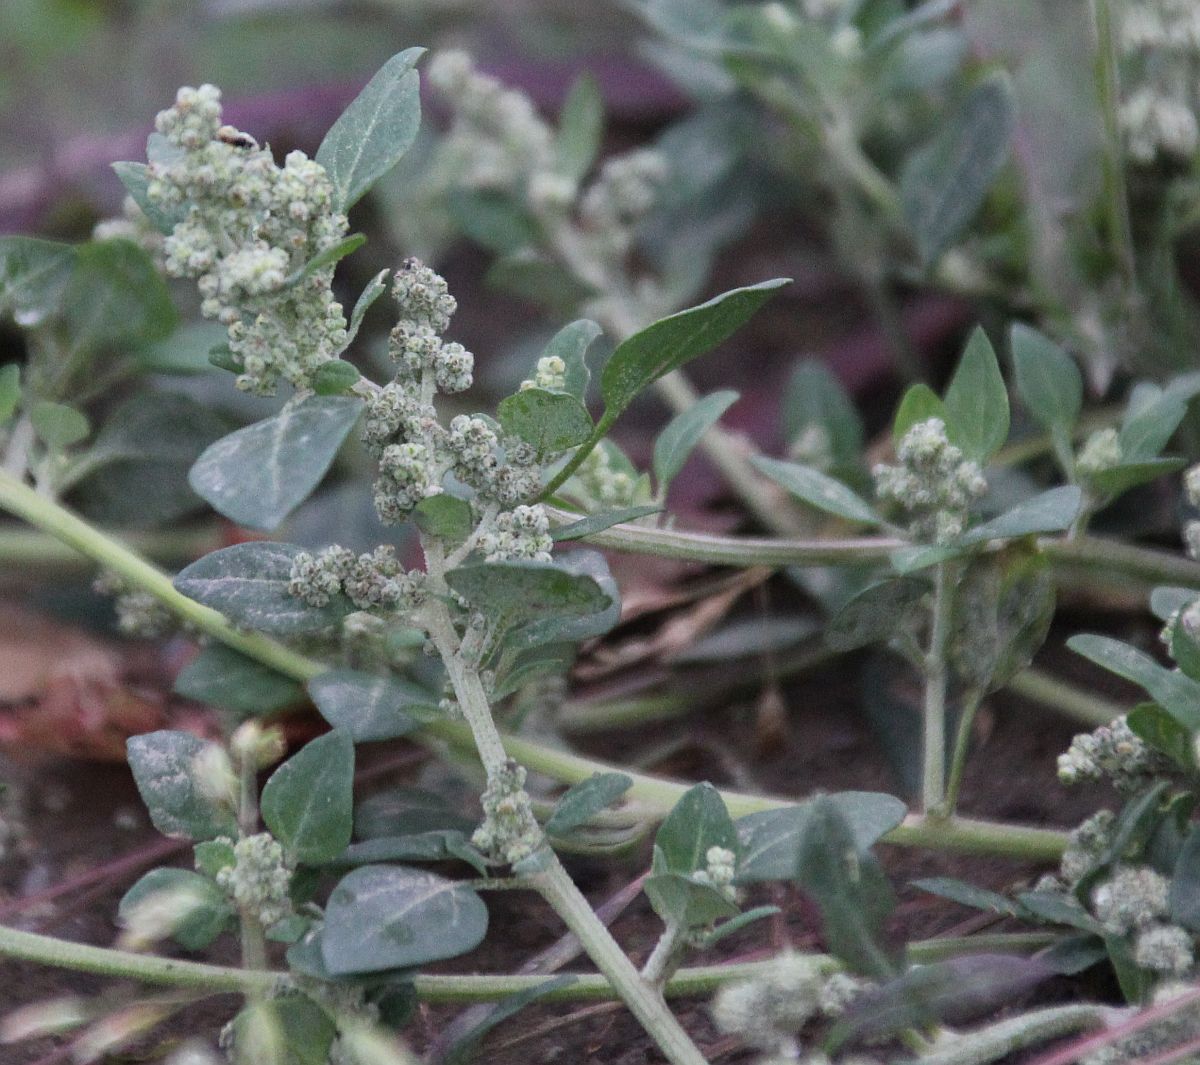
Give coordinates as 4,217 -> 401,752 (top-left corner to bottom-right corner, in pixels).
922,562 -> 954,814
537,417 -> 613,503
915,1004 -> 1113,1065
641,918 -> 686,987
0,524 -> 222,569
943,689 -> 983,816
1007,668 -> 1123,727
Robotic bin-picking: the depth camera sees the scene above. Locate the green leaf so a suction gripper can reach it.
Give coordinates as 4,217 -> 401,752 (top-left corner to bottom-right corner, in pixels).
543,319 -> 602,402
126,730 -> 238,840
1119,388 -> 1189,462
0,236 -> 75,326
1016,891 -> 1104,934
825,578 -> 928,652
1172,616 -> 1200,685
599,279 -> 788,420
555,72 -> 605,182
655,782 -> 738,874
497,388 -> 593,455
316,47 -> 425,210
230,996 -> 336,1065
174,644 -> 302,717
354,787 -> 475,840
134,321 -> 227,375
336,831 -> 487,875
65,238 -> 176,355
750,455 -> 882,525
261,731 -> 355,864
1068,634 -> 1200,731
174,542 -> 354,635
901,72 -> 1015,266
119,868 -> 232,951
307,669 -> 432,742
545,773 -> 633,837
486,251 -> 597,311
1171,827 -> 1200,931
736,793 -> 907,883
446,559 -> 612,628
312,359 -> 361,396
960,486 -> 1081,544
1089,458 -> 1186,499
912,877 -> 1020,917
943,327 -> 1010,463
551,504 -> 662,541
1129,703 -> 1195,771
644,869 -> 739,927
188,396 -> 363,531
0,364 -> 19,426
194,839 -> 236,878
321,864 -> 488,975
30,401 -> 88,449
412,494 -> 474,545
653,389 -> 739,490
1151,587 -> 1196,622
893,383 -> 946,443
344,269 -> 389,348
783,360 -> 863,464
283,234 -> 366,287
1009,323 -> 1082,434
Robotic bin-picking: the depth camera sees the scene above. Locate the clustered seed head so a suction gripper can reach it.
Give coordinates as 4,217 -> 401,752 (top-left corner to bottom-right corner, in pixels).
288,545 -> 427,614
1060,810 -> 1116,886
144,85 -> 348,394
94,571 -> 177,639
215,832 -> 293,928
478,505 -> 553,562
571,443 -> 638,508
1076,427 -> 1124,477
1057,716 -> 1176,792
471,759 -> 542,865
519,355 -> 567,392
1134,923 -> 1195,973
1093,865 -> 1171,935
579,149 -> 670,257
872,418 -> 987,543
690,845 -> 740,904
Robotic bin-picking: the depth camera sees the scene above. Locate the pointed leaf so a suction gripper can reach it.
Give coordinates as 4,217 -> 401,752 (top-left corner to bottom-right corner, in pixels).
551,505 -> 662,541
655,782 -> 738,874
960,486 -> 1081,544
261,731 -> 355,865
654,390 -> 739,490
751,455 -> 882,525
1010,323 -> 1082,433
893,383 -> 946,443
546,773 -> 633,837
126,730 -> 237,840
783,360 -> 863,462
943,327 -> 1009,462
1068,634 -> 1200,730
543,319 -> 602,402
555,72 -> 605,182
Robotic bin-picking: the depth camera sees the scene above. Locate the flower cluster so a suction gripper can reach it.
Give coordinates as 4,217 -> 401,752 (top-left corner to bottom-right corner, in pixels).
569,442 -> 639,509
872,418 -> 988,543
143,85 -> 349,394
519,355 -> 566,392
478,505 -> 553,562
470,759 -> 542,865
578,150 -> 670,260
288,545 -> 427,614
1091,865 -> 1194,975
1183,463 -> 1200,558
690,845 -> 739,904
1118,1 -> 1200,163
214,832 -> 294,928
94,571 -> 176,639
1057,715 -> 1176,792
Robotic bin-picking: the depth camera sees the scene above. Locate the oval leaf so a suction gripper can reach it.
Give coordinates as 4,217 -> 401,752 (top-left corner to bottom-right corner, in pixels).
261,731 -> 355,865
497,388 -> 593,455
126,730 -> 237,841
308,669 -> 433,742
943,326 -> 1010,463
174,643 -> 302,717
546,773 -> 633,837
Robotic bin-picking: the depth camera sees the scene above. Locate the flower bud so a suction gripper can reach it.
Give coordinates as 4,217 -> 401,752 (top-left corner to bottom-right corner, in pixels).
230,722 -> 286,770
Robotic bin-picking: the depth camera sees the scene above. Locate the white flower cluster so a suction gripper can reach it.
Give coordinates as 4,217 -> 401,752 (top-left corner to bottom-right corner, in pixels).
570,442 -> 639,508
1076,427 -> 1124,477
478,505 -> 553,562
288,545 -> 427,614
711,952 -> 870,1059
1118,1 -> 1200,163
1060,809 -> 1117,886
519,355 -> 566,392
471,759 -> 542,865
1057,715 -> 1176,792
94,570 -> 176,639
872,418 -> 988,543
690,845 -> 739,904
145,85 -> 349,394
1092,865 -> 1195,975
579,150 -> 670,260
214,832 -> 294,928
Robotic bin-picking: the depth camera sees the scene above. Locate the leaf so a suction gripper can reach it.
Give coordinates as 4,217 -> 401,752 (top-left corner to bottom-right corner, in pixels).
189,396 -> 363,531
545,773 -> 633,837
599,279 -> 788,420
336,832 -> 486,875
655,782 -> 738,874
174,644 -> 302,717
912,877 -> 1019,917
119,868 -> 232,951
694,905 -> 780,949
1089,458 -> 1186,500
1016,891 -> 1103,934
644,869 -> 739,927
555,72 -> 604,182
174,542 -> 354,635
893,383 -> 946,443
1119,389 -> 1189,462
345,269 -> 389,347
321,865 -> 488,975
1171,826 -> 1200,931
261,731 -> 355,865
312,359 -> 361,396
126,731 -> 237,840
551,505 -> 662,541
497,388 -> 593,455
1068,634 -> 1200,731
901,72 -> 1015,266
750,455 -> 882,525
1151,587 -> 1196,622
486,251 -> 597,311
783,361 -> 863,463
0,364 -> 19,426
826,578 -> 928,652
943,326 -> 1010,463
1038,935 -> 1109,975
0,236 -> 75,326
230,996 -> 336,1065
446,559 -> 612,628
1009,323 -> 1082,434
30,401 -> 88,449
65,239 -> 176,355
960,486 -> 1081,544
653,390 -> 739,490
543,318 -> 602,402
134,321 -> 227,375
736,793 -> 908,883
283,234 -> 366,287
307,669 -> 432,742
316,47 -> 425,210
412,494 -> 474,545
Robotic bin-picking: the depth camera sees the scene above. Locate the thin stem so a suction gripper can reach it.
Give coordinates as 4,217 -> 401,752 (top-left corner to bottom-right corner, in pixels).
641,918 -> 686,987
943,689 -> 983,816
1007,668 -> 1122,727
0,524 -> 222,569
922,562 -> 954,814
915,1004 -> 1112,1065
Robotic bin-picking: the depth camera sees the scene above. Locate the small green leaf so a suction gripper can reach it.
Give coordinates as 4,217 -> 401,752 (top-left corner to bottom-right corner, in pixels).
893,383 -> 945,443
543,319 -> 602,402
1089,458 -> 1185,499
316,48 -> 425,210
312,359 -> 361,396
0,364 -> 19,426
194,839 -> 236,878
412,494 -> 475,545
0,236 -> 75,326
65,238 -> 176,356
307,669 -> 432,742
283,234 -> 365,287
134,321 -> 227,375
653,389 -> 739,491
174,542 -> 353,635
783,360 -> 863,464
446,559 -> 612,627
1119,388 -> 1189,462
321,865 -> 488,975
174,644 -> 302,717
119,868 -> 232,951
545,773 -> 633,837
126,730 -> 237,840
555,72 -> 605,182
345,269 -> 389,347
336,831 -> 486,875
497,388 -> 593,455
1009,324 -> 1082,434
30,401 -> 88,449
188,396 -> 363,531
960,486 -> 1081,544
750,455 -> 882,525
551,504 -> 662,541
943,326 -> 1010,463
912,877 -> 1020,917
655,782 -> 738,874
600,279 -> 788,420
1127,703 -> 1194,770
1016,891 -> 1103,934
826,578 -> 928,652
1068,634 -> 1200,731
261,731 -> 355,865
901,72 -> 1015,266
644,869 -> 739,928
